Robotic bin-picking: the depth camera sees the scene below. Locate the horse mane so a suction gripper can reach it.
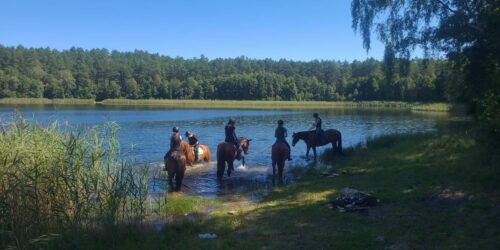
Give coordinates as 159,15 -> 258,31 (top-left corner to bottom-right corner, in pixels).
238,137 -> 249,143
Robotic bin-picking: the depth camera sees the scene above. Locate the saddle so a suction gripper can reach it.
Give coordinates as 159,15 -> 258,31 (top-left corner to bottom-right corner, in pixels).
191,146 -> 204,157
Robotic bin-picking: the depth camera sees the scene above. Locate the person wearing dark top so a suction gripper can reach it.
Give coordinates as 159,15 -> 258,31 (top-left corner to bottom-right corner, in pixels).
185,131 -> 200,161
225,118 -> 241,158
310,113 -> 322,145
165,126 -> 181,160
275,120 -> 292,160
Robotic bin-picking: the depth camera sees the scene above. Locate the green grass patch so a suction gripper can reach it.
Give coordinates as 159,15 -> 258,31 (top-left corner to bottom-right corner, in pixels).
160,194 -> 218,217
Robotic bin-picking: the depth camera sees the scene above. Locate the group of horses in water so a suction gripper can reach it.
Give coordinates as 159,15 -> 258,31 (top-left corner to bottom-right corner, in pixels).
164,128 -> 342,192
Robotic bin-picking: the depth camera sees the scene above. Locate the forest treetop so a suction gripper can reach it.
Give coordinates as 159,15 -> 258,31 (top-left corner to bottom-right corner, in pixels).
0,44 -> 451,103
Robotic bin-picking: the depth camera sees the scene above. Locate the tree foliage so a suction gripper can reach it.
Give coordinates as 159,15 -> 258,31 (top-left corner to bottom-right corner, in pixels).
0,45 -> 453,102
352,0 -> 500,136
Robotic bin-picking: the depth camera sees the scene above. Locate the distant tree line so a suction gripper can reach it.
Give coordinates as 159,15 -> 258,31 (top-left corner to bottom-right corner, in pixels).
0,45 -> 455,102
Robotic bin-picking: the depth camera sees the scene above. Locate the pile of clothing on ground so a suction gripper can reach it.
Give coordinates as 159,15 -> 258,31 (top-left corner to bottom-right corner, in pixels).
327,187 -> 379,212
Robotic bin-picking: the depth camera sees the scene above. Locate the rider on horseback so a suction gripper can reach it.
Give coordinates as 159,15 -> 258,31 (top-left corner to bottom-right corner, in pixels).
225,118 -> 241,159
275,120 -> 292,161
185,131 -> 200,162
165,126 -> 182,160
310,113 -> 323,145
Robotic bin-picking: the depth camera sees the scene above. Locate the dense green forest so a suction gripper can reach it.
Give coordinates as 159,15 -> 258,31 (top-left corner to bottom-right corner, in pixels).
0,45 -> 452,102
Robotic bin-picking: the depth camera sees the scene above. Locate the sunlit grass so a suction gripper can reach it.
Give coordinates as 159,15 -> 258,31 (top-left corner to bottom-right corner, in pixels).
160,193 -> 217,217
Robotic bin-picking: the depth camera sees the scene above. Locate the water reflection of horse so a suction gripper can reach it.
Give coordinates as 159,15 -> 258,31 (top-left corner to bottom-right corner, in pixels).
216,137 -> 251,178
271,142 -> 289,182
164,134 -> 187,192
292,129 -> 342,160
182,141 -> 211,165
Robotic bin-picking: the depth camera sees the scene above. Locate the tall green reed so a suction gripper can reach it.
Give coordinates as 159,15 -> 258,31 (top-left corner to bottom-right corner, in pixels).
0,117 -> 149,249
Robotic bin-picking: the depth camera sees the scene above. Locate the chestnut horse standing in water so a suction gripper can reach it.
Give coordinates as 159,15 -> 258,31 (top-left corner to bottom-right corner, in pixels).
292,129 -> 342,160
165,134 -> 187,191
217,137 -> 250,178
271,142 -> 289,181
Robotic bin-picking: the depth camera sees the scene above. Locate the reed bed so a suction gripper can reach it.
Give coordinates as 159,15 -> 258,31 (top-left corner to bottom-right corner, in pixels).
0,118 -> 149,249
0,98 -> 95,105
1,98 -> 456,112
101,99 -> 425,110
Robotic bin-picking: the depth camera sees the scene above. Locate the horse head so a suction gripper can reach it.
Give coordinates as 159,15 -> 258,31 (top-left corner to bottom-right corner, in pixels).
292,132 -> 299,146
239,137 -> 251,155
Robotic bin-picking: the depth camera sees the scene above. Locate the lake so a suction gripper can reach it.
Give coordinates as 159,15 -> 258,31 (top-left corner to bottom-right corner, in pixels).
0,104 -> 448,198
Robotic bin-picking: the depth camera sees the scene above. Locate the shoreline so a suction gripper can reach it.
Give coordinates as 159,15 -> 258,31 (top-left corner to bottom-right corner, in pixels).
0,98 -> 463,113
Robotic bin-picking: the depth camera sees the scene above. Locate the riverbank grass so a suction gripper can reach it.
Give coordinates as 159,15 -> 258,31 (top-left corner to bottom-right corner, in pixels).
1,97 -> 460,112
101,99 -> 457,111
0,97 -> 95,105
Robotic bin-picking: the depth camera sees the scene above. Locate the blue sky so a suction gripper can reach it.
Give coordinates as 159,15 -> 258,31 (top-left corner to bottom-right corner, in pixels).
0,0 -> 386,61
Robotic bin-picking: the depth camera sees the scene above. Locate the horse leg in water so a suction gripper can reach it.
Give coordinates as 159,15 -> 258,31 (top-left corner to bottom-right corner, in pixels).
272,159 -> 277,178
227,159 -> 233,176
306,145 -> 311,160
216,147 -> 225,178
164,160 -> 173,191
167,171 -> 175,192
312,146 -> 317,161
217,160 -> 225,179
278,160 -> 285,181
175,167 -> 184,191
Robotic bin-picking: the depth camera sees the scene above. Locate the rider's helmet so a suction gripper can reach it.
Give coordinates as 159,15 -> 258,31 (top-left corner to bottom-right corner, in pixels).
278,120 -> 284,125
173,127 -> 180,133
185,131 -> 191,137
228,118 -> 236,125
313,113 -> 319,118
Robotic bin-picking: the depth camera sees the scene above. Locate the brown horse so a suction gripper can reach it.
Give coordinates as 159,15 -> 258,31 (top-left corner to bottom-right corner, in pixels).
216,137 -> 251,178
185,144 -> 211,164
164,135 -> 188,191
292,129 -> 342,160
271,142 -> 289,181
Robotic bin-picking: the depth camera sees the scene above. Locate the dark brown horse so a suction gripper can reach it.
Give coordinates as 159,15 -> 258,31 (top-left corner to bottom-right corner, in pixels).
271,142 -> 289,181
292,129 -> 342,160
164,134 -> 188,191
216,137 -> 251,178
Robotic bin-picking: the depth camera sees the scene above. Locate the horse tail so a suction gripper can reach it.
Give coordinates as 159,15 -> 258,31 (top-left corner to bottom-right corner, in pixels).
203,145 -> 211,162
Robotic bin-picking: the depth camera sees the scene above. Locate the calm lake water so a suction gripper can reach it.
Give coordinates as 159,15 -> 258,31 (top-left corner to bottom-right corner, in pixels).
0,104 -> 448,198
